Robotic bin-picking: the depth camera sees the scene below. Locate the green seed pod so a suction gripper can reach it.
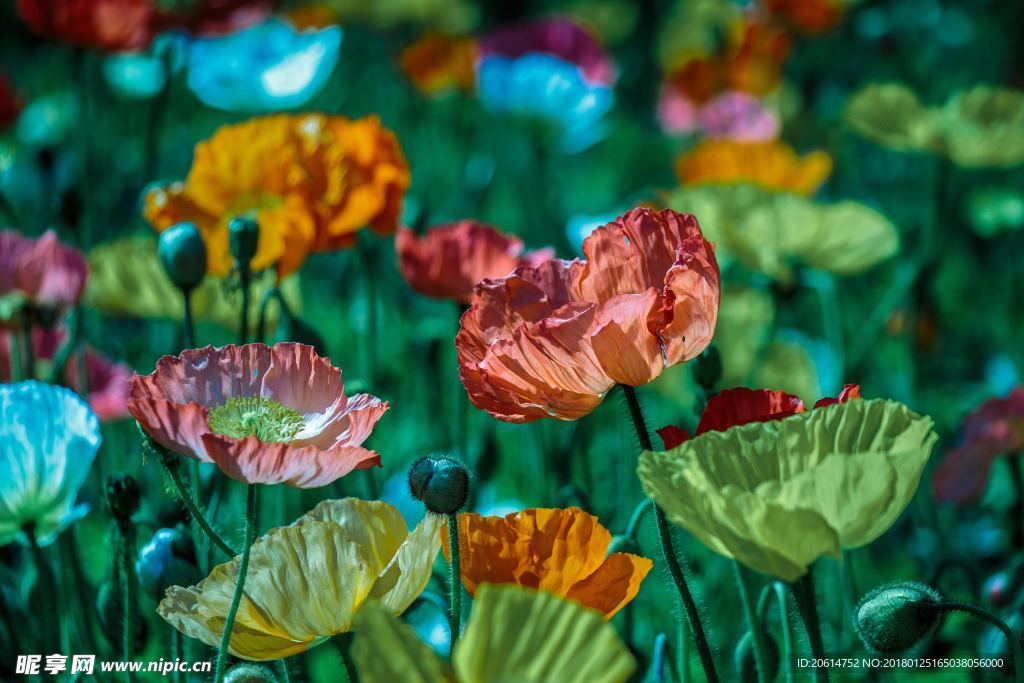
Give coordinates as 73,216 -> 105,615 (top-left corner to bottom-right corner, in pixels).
734,630 -> 780,683
408,456 -> 471,515
223,664 -> 279,683
691,344 -> 723,390
854,582 -> 944,654
229,216 -> 260,269
158,222 -> 207,291
104,475 -> 141,523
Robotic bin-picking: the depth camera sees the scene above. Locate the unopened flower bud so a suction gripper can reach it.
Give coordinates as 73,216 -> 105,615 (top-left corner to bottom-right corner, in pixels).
692,344 -> 722,390
408,456 -> 471,514
854,582 -> 944,653
224,664 -> 279,683
734,630 -> 780,683
158,222 -> 207,291
229,216 -> 260,270
104,475 -> 141,523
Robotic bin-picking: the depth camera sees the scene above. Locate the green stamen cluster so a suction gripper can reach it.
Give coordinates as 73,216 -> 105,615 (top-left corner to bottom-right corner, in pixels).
207,396 -> 304,443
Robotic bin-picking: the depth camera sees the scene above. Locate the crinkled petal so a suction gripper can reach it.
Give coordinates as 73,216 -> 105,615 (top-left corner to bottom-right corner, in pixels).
201,434 -> 380,487
565,553 -> 653,618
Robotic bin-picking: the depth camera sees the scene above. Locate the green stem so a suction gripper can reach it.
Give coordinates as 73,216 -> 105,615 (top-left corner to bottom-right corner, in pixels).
238,268 -> 251,345
121,524 -> 137,682
171,630 -> 184,683
447,512 -> 462,655
156,452 -> 237,557
622,385 -> 719,683
181,287 -> 195,349
256,286 -> 285,344
774,582 -> 795,683
21,310 -> 35,380
790,569 -> 829,683
335,632 -> 359,683
60,530 -> 99,656
624,498 -> 653,539
360,240 -> 377,382
214,484 -> 258,683
651,632 -> 668,682
277,659 -> 292,683
0,566 -> 23,656
938,602 -> 1023,683
25,525 -> 59,656
733,560 -> 769,683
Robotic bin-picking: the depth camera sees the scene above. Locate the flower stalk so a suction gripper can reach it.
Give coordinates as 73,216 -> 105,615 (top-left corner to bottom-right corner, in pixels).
733,560 -> 769,683
214,484 -> 259,683
790,568 -> 829,682
447,512 -> 463,655
622,385 -> 720,683
938,602 -> 1023,683
334,632 -> 359,683
25,524 -> 60,656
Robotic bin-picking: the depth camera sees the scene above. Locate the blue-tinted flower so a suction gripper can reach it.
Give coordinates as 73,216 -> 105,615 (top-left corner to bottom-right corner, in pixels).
0,381 -> 100,546
187,18 -> 342,113
477,53 -> 613,153
103,34 -> 188,100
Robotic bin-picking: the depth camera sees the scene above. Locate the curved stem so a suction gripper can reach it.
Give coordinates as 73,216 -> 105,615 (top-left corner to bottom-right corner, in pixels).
625,498 -> 653,540
447,512 -> 463,655
238,268 -> 251,345
181,287 -> 195,349
121,524 -> 137,682
651,632 -> 668,683
790,569 -> 829,682
157,453 -> 236,557
334,632 -> 359,683
939,602 -> 1023,683
256,286 -> 284,345
277,659 -> 292,683
214,484 -> 258,683
622,385 -> 720,683
733,560 -> 769,683
774,582 -> 795,683
25,525 -> 59,655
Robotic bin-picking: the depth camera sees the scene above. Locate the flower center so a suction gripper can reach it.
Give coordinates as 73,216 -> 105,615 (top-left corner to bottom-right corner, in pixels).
207,396 -> 304,443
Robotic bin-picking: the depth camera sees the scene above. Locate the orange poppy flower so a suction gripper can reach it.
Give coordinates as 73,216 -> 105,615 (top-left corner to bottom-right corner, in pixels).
144,114 -> 409,279
675,139 -> 832,195
128,343 -> 388,487
765,0 -> 844,34
456,207 -> 720,422
399,33 -> 478,96
395,221 -> 553,304
443,507 -> 652,618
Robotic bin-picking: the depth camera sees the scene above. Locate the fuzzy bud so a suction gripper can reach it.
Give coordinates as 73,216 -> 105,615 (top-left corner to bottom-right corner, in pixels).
854,582 -> 944,653
408,456 -> 470,514
223,664 -> 279,683
734,630 -> 780,683
104,475 -> 141,523
229,216 -> 260,270
158,222 -> 207,291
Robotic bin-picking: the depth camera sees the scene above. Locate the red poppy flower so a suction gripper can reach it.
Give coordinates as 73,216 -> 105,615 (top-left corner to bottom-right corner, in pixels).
656,425 -> 690,449
395,221 -> 554,305
0,230 -> 88,322
933,388 -> 1024,505
128,343 -> 388,487
17,0 -> 158,51
0,74 -> 21,130
813,383 -> 861,408
456,207 -> 720,422
155,0 -> 271,37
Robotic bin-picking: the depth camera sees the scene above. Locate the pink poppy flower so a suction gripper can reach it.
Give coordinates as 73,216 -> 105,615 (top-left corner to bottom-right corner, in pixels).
456,207 -> 720,423
0,230 -> 88,321
479,18 -> 616,85
128,343 -> 387,487
933,388 -> 1024,505
395,221 -> 554,305
658,88 -> 779,142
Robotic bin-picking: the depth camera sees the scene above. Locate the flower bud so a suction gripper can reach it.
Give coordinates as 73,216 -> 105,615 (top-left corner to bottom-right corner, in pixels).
691,344 -> 723,390
224,664 -> 279,683
137,526 -> 201,599
734,630 -> 780,683
854,582 -> 944,653
408,456 -> 471,514
229,216 -> 260,269
104,475 -> 141,524
158,222 -> 207,291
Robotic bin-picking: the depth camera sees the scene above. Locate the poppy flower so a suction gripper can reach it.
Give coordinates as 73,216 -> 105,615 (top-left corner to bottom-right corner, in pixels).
932,388 -> 1024,505
399,33 -> 479,96
0,381 -> 100,546
639,398 -> 937,581
157,0 -> 271,37
442,507 -> 652,618
17,0 -> 157,51
159,498 -> 442,660
456,207 -> 720,423
128,343 -> 387,487
395,221 -> 554,304
143,113 -> 410,278
479,18 -> 616,86
0,230 -> 88,324
0,74 -> 21,130
0,326 -> 131,422
659,89 -> 779,142
764,0 -> 844,34
186,19 -> 343,113
353,583 -> 636,683
676,140 -> 832,195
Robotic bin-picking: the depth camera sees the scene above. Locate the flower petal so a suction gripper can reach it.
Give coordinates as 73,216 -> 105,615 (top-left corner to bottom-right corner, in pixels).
201,434 -> 380,487
589,290 -> 665,387
565,553 -> 653,618
696,387 -> 805,435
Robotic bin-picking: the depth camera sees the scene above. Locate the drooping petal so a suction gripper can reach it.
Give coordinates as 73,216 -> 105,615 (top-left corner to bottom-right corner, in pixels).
371,513 -> 444,613
565,553 -> 653,618
201,434 -> 380,487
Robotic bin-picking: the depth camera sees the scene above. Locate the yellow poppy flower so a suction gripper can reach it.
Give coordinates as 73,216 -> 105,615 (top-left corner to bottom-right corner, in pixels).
675,140 -> 832,195
442,507 -> 652,618
845,83 -> 1024,168
665,184 -> 899,283
85,236 -> 302,329
352,584 -> 636,683
144,113 -> 410,279
157,499 -> 441,660
638,399 -> 937,581
400,33 -> 478,96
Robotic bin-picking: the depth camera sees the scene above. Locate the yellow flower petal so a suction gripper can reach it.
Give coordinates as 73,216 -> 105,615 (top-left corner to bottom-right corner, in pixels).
297,498 -> 409,575
371,513 -> 444,613
675,140 -> 832,195
454,585 -> 636,683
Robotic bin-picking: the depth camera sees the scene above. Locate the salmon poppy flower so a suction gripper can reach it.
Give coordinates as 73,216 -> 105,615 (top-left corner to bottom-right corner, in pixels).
456,207 -> 720,422
0,230 -> 88,324
442,507 -> 652,618
676,140 -> 832,195
128,343 -> 387,487
144,114 -> 410,279
399,33 -> 478,96
396,221 -> 554,304
932,388 -> 1024,505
